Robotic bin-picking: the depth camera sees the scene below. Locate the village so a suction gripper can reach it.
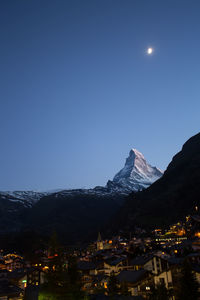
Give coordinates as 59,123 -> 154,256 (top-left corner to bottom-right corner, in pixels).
0,214 -> 200,299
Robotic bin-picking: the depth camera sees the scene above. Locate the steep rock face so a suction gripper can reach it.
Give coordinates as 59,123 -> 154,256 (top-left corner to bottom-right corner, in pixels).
116,132 -> 200,230
111,149 -> 162,191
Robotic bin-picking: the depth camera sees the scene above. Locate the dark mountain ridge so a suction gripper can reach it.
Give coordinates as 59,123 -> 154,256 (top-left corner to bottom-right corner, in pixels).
0,149 -> 162,244
24,192 -> 125,243
2,132 -> 199,244
115,132 -> 200,230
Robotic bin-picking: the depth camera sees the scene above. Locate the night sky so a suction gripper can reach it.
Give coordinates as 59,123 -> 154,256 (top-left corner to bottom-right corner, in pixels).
0,0 -> 200,190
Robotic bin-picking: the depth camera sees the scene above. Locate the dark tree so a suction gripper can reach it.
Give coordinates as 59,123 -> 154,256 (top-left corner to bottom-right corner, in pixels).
149,282 -> 169,300
107,274 -> 119,297
120,281 -> 130,296
176,260 -> 199,300
39,232 -> 84,299
67,256 -> 83,299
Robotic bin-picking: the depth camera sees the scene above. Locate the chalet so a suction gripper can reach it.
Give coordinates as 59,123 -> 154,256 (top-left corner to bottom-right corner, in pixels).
78,261 -> 98,291
104,257 -> 127,275
4,255 -> 24,272
78,261 -> 98,276
117,269 -> 151,297
153,269 -> 173,290
91,273 -> 107,289
8,267 -> 44,290
27,268 -> 43,286
130,255 -> 169,275
8,268 -> 27,289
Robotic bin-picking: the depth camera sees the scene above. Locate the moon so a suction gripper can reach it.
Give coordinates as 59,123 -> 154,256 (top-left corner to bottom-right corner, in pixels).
147,47 -> 153,55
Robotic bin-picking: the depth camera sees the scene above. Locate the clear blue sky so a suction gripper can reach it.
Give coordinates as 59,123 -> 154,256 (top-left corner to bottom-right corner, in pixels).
0,0 -> 199,191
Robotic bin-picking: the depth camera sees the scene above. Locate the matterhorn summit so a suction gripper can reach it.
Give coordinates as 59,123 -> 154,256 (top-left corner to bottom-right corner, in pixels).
0,148 -> 163,211
0,147 -> 164,236
107,149 -> 163,193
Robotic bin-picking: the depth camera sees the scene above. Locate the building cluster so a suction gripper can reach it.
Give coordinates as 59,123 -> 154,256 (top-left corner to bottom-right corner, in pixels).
75,230 -> 200,299
0,214 -> 200,299
0,253 -> 44,299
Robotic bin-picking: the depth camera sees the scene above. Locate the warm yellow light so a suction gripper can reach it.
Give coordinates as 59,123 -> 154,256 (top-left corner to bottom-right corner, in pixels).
177,229 -> 186,236
195,232 -> 200,238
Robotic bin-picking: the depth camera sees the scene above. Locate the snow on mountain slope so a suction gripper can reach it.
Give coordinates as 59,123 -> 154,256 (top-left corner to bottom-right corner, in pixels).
110,149 -> 163,192
0,149 -> 163,205
0,191 -> 48,207
54,148 -> 163,197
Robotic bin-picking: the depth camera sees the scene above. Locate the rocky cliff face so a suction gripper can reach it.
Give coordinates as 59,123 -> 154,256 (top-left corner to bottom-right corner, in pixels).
115,132 -> 200,230
111,148 -> 162,192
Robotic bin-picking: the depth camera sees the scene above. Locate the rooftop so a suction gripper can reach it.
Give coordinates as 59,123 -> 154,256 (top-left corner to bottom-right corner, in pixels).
117,270 -> 148,284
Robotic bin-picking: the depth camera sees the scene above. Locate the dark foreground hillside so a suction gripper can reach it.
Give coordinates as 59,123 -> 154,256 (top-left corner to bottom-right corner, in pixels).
24,192 -> 125,243
114,132 -> 200,230
0,192 -> 125,248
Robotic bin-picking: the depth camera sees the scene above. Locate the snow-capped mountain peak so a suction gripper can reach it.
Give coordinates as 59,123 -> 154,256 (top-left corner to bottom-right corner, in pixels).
111,148 -> 163,191
125,148 -> 146,169
0,149 -> 163,209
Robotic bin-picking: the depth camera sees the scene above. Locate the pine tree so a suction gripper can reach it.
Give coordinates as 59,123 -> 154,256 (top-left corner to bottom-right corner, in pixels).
176,260 -> 199,300
107,273 -> 119,297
